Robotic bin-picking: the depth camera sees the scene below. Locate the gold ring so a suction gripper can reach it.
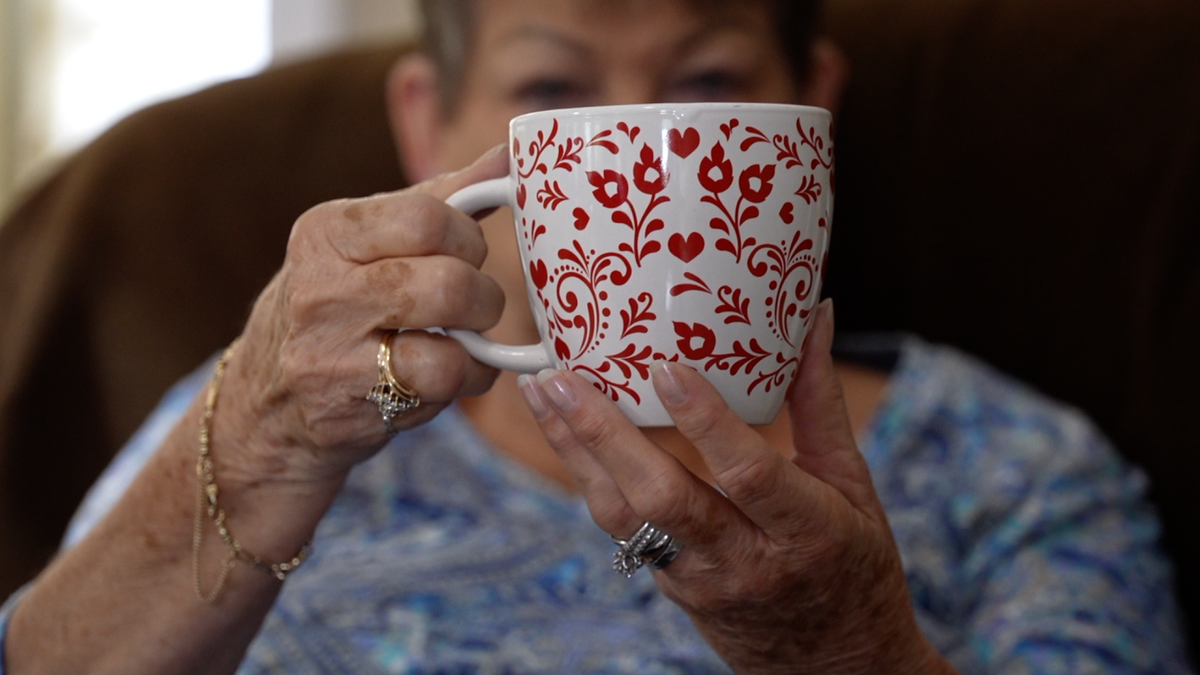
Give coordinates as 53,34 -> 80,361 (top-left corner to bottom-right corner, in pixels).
365,330 -> 420,437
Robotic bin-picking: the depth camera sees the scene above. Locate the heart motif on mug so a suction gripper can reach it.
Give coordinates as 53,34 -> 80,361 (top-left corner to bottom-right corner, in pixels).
573,207 -> 590,230
668,232 -> 705,262
667,127 -> 700,158
516,184 -> 527,209
779,201 -> 795,224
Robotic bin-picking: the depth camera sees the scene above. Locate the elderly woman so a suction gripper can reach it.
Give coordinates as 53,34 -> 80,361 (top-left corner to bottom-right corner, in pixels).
0,0 -> 1190,673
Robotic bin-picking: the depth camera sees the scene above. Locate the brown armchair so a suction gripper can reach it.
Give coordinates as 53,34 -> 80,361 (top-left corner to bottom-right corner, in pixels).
1,0 -> 1196,657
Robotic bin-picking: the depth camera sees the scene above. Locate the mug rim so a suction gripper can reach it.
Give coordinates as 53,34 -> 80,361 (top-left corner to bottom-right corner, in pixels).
510,102 -> 830,126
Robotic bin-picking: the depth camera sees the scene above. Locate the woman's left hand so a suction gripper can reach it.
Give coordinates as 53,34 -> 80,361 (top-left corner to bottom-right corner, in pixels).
517,301 -> 955,675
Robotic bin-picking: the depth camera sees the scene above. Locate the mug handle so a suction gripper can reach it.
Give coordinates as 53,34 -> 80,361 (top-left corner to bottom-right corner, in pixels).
443,177 -> 553,373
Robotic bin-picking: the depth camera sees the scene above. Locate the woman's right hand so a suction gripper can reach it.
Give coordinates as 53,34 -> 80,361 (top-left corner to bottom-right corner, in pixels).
215,144 -> 510,488
6,145 -> 514,675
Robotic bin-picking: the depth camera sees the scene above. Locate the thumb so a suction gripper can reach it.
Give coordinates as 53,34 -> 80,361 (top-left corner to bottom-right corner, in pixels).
414,143 -> 510,203
787,299 -> 881,514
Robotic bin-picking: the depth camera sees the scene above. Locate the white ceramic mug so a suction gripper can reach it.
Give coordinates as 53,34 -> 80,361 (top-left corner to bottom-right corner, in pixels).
446,103 -> 833,426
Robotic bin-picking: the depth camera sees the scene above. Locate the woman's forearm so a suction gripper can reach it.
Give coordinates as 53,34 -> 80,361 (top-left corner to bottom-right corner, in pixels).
5,150 -> 510,674
6,390 -> 347,675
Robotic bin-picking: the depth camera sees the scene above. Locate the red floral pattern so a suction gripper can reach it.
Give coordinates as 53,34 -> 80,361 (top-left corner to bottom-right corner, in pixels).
698,141 -> 780,262
747,229 -> 820,347
536,180 -> 570,211
633,144 -> 668,195
587,170 -> 628,209
739,164 -> 775,204
715,286 -> 752,325
544,241 -> 632,361
619,292 -> 656,339
672,321 -> 775,378
673,322 -> 718,361
699,142 -> 734,194
510,112 -> 833,407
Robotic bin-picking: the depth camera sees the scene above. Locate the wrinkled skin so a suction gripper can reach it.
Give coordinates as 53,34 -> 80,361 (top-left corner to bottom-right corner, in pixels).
216,150 -> 510,486
5,149 -> 513,675
518,302 -> 952,674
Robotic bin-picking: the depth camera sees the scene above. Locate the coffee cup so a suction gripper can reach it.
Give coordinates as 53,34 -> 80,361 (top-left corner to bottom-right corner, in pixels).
445,103 -> 833,426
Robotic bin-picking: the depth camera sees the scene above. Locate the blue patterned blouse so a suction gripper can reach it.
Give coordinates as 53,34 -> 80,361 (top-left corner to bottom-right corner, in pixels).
0,337 -> 1192,673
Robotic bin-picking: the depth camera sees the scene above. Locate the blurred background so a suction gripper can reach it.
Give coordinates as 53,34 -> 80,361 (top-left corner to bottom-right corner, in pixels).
0,0 -> 419,218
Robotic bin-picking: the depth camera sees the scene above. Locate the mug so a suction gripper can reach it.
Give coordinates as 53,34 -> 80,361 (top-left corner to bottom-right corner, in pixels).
446,103 -> 833,426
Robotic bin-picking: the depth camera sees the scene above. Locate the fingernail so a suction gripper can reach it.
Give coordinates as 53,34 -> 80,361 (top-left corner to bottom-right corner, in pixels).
536,369 -> 577,413
651,361 -> 687,406
822,297 -> 835,329
517,374 -> 550,419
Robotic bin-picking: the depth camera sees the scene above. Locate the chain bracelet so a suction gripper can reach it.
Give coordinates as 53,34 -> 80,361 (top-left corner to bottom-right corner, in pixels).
192,338 -> 312,603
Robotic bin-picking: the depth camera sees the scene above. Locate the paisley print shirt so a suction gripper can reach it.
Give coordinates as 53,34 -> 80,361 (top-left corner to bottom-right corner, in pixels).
1,337 -> 1191,673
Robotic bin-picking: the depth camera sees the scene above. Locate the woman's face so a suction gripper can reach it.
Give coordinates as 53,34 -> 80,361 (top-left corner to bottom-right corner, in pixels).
401,0 -> 820,344
434,0 -> 803,171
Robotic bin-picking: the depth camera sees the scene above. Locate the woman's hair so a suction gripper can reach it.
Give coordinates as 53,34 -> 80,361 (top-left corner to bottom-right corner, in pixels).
417,0 -> 822,115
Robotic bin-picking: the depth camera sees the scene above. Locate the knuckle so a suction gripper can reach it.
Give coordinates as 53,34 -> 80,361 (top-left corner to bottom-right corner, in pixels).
714,454 -> 783,506
287,200 -> 343,258
404,221 -> 442,256
458,224 -> 489,268
630,471 -> 692,529
675,399 -> 735,441
401,194 -> 450,249
298,198 -> 347,226
428,262 -> 476,322
573,409 -> 619,448
367,258 -> 416,296
476,276 -> 506,327
460,362 -> 501,397
584,491 -> 637,534
396,333 -> 467,400
568,409 -> 621,450
540,419 -> 582,455
280,278 -> 329,326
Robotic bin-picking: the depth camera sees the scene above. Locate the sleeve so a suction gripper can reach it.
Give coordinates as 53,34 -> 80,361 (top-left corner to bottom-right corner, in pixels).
0,361 -> 212,672
950,403 -> 1192,673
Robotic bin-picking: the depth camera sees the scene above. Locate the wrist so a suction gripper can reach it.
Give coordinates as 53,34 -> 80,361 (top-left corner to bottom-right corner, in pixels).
190,341 -> 349,569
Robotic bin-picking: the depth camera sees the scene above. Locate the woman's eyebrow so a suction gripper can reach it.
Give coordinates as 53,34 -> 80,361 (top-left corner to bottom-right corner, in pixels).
668,19 -> 761,60
493,25 -> 591,57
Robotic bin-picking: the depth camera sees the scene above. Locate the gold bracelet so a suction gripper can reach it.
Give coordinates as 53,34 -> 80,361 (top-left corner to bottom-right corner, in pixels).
192,338 -> 312,604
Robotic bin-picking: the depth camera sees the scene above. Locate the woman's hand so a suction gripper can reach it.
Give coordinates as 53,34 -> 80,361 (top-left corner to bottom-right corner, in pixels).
7,148 -> 514,675
517,301 -> 956,675
218,145 -> 509,487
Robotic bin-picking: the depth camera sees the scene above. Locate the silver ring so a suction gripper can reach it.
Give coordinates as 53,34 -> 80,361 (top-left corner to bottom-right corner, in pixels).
647,537 -> 682,569
365,330 -> 420,437
612,522 -> 680,577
